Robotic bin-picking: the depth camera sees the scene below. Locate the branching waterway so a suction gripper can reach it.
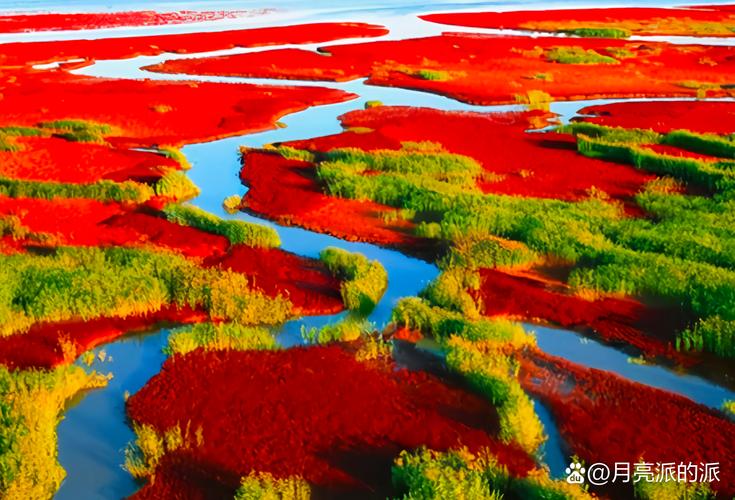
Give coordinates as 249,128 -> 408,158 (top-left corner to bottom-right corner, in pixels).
28,7 -> 735,499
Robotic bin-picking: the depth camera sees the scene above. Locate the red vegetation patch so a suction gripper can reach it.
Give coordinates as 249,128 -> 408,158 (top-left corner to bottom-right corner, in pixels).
642,143 -> 724,162
288,106 -> 655,204
210,245 -> 344,316
0,236 -> 23,254
0,10 -> 258,33
103,211 -> 230,257
145,47 -> 373,81
0,136 -> 178,183
0,23 -> 387,67
241,150 -> 424,249
520,350 -> 735,497
127,345 -> 536,497
0,197 -> 229,256
0,196 -> 128,245
577,101 -> 735,135
0,72 -> 352,147
147,34 -> 735,104
474,268 -> 690,363
0,307 -> 205,370
420,6 -> 735,37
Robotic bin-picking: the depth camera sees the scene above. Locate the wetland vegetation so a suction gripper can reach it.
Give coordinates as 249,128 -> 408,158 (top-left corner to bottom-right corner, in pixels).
1,4 -> 734,499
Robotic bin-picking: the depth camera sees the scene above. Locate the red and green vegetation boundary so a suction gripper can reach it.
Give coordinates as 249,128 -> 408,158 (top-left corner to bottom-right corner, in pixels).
245,105 -> 735,367
0,114 -> 356,498
2,10 -> 735,498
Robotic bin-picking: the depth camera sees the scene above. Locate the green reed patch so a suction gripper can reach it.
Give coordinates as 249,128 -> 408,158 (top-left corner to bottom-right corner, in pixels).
575,135 -> 735,195
319,247 -> 388,314
153,170 -> 200,200
441,233 -> 540,270
271,138 -> 735,361
561,27 -> 631,39
301,317 -> 373,344
0,366 -> 108,498
166,323 -> 279,355
0,176 -> 155,203
163,204 -> 280,248
0,246 -> 292,336
38,120 -> 112,144
393,446 -> 590,500
546,46 -> 619,64
676,316 -> 735,359
322,145 -> 483,187
0,215 -> 28,241
414,69 -> 451,81
235,472 -> 311,500
392,296 -> 542,453
662,130 -> 735,159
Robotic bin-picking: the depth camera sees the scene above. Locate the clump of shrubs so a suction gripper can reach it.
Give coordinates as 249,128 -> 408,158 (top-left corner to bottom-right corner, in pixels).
0,246 -> 292,336
235,472 -> 311,500
164,204 -> 280,248
392,446 -> 591,500
166,323 -> 278,355
676,316 -> 735,358
223,194 -> 242,214
319,247 -> 388,314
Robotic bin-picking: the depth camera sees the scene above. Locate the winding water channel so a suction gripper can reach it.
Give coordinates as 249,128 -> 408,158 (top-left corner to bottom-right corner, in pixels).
35,7 -> 735,499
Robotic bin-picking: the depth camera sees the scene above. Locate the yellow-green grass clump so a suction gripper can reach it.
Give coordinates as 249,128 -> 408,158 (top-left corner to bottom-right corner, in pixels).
445,335 -> 544,454
0,176 -> 155,203
561,27 -> 631,39
0,126 -> 44,152
166,323 -> 279,355
633,473 -> 713,499
223,194 -> 242,214
300,318 -> 390,361
0,366 -> 109,499
574,135 -> 735,193
676,316 -> 735,359
153,170 -> 200,200
515,90 -> 553,111
441,233 -> 540,271
557,122 -> 735,159
392,447 -> 591,500
301,316 -> 373,344
319,247 -> 388,314
0,215 -> 28,240
414,69 -> 451,81
158,146 -> 191,170
235,472 -> 311,500
420,267 -> 483,319
392,297 -> 542,454
546,46 -> 619,64
37,120 -> 113,144
320,144 -> 484,190
393,297 -> 532,347
125,422 -> 204,480
0,246 -> 292,336
0,170 -> 197,204
163,204 -> 281,248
